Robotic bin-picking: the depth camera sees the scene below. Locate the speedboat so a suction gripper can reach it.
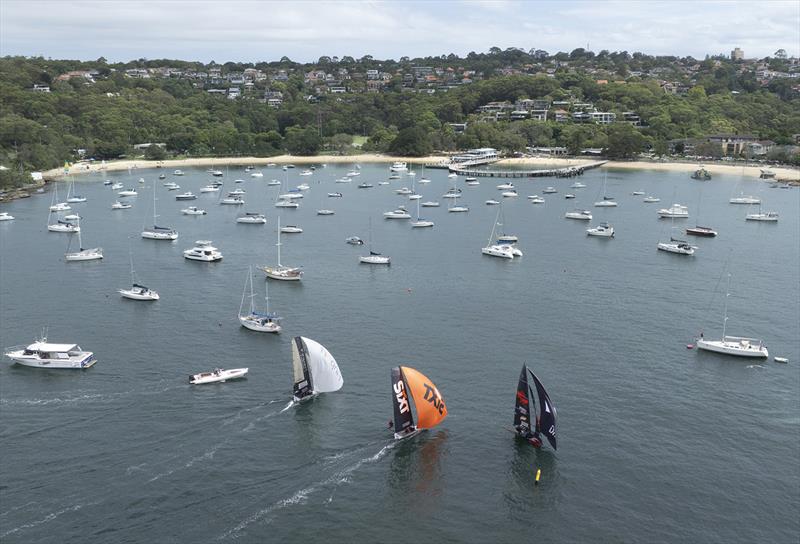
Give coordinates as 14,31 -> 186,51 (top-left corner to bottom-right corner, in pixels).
281,225 -> 303,233
486,199 -> 500,205
346,236 -> 364,245
5,338 -> 97,369
384,209 -> 411,219
745,212 -> 779,222
236,212 -> 266,224
587,222 -> 615,237
182,206 -> 207,215
119,283 -> 159,301
317,209 -> 335,216
0,212 -> 14,221
328,192 -> 343,198
565,194 -> 576,199
542,187 -> 558,194
696,337 -> 768,358
658,204 -> 689,218
118,189 -> 138,197
421,201 -> 440,207
189,368 -> 248,384
565,209 -> 592,220
657,238 -> 695,255
175,192 -> 197,200
183,240 -> 223,262
643,196 -> 660,203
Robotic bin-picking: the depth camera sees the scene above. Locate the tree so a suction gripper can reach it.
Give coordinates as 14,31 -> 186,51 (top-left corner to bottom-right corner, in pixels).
603,124 -> 646,158
387,126 -> 432,156
284,126 -> 321,155
144,144 -> 167,160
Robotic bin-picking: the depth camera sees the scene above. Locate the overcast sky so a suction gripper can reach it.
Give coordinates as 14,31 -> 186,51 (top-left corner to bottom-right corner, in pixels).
2,1 -> 798,63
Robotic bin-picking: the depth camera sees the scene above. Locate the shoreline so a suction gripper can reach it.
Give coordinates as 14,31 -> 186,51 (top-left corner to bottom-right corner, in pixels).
34,153 -> 800,183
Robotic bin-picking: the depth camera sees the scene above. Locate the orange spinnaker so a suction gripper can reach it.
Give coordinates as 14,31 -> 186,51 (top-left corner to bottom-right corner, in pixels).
401,366 -> 447,429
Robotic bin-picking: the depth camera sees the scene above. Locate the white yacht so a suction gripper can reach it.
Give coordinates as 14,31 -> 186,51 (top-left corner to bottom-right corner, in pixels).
48,219 -> 80,233
643,196 -> 660,203
542,187 -> 558,194
236,212 -> 267,224
175,192 -> 197,201
275,199 -> 299,208
239,267 -> 281,333
173,169 -> 185,176
658,204 -> 689,218
5,337 -> 97,369
111,182 -> 124,190
482,210 -> 516,260
143,186 -> 178,240
394,187 -> 413,195
571,182 -> 586,188
657,238 -> 695,255
189,368 -> 249,384
497,182 -> 514,190
119,283 -> 159,301
184,240 -> 223,262
745,211 -> 779,222
501,191 -> 519,198
221,195 -> 245,205
200,184 -> 220,193
317,209 -> 335,216
587,222 -> 615,237
118,189 -> 138,197
251,171 -> 264,178
50,202 -> 71,212
64,218 -> 103,261
565,194 -> 576,199
594,197 -> 618,207
281,225 -> 303,233
229,188 -> 246,195
410,200 -> 434,228
182,206 -> 207,215
729,194 -> 760,205
328,192 -> 343,198
390,162 -> 408,172
565,209 -> 592,220
383,209 -> 411,219
163,182 -> 180,190
485,199 -> 500,205
262,220 -> 303,280
0,212 -> 14,221
346,236 -> 364,245
448,205 -> 469,213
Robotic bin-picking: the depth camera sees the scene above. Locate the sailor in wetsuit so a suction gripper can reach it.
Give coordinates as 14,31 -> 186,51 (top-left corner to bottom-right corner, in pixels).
515,422 -> 542,448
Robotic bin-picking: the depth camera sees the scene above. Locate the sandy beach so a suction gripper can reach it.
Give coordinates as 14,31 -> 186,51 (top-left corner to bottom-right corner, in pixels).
41,153 -> 800,183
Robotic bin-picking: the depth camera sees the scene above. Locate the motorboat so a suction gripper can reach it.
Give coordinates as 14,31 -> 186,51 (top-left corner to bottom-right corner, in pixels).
384,209 -> 411,219
182,206 -> 207,215
0,212 -> 14,221
119,283 -> 159,301
658,204 -> 689,218
281,225 -> 303,233
745,212 -> 779,222
686,225 -> 718,236
200,184 -> 220,193
643,196 -> 660,203
175,192 -> 197,201
317,209 -> 335,216
346,171 -> 360,177
586,222 -> 615,237
421,201 -> 440,207
565,209 -> 592,220
275,199 -> 299,208
358,182 -> 374,189
5,337 -> 97,369
448,205 -> 469,213
209,169 -> 224,177
497,182 -> 514,190
571,182 -> 586,188
631,191 -> 645,196
237,212 -> 266,224
442,191 -> 461,199
267,179 -> 281,185
390,162 -> 408,172
594,197 -> 618,207
158,174 -> 166,180
388,174 -> 401,180
189,368 -> 248,385
278,191 -> 303,200
395,187 -> 413,195
542,187 -> 558,194
486,199 -> 500,205
346,236 -> 364,245
299,169 -> 313,176
111,182 -> 124,190
465,176 -> 478,183
657,238 -> 695,255
229,188 -> 246,195
173,170 -> 184,176
164,182 -> 180,191
118,189 -> 138,197
729,194 -> 760,205
50,202 -> 71,212
328,192 -> 343,198
63,214 -> 81,221
336,177 -> 352,183
501,191 -> 519,198
183,240 -> 223,262
565,194 -> 576,199
220,195 -> 244,205
497,234 -> 518,243
251,171 -> 264,178
408,194 -> 422,200
138,177 -> 145,184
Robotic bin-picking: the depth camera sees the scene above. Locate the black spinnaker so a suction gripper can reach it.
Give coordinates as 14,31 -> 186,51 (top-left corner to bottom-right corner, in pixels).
529,370 -> 557,450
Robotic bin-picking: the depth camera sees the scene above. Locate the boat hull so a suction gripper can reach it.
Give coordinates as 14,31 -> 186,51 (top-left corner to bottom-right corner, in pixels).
696,339 -> 768,358
6,352 -> 96,369
359,255 -> 391,265
119,289 -> 159,300
239,316 -> 281,333
189,368 -> 249,384
65,249 -> 103,261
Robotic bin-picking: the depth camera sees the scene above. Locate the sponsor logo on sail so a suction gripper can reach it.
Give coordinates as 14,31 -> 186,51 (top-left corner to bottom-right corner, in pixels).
393,380 -> 409,414
423,383 -> 445,415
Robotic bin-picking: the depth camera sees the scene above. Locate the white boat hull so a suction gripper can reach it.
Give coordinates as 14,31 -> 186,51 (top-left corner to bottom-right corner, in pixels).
239,315 -> 281,333
482,245 -> 515,259
696,338 -> 768,358
65,248 -> 103,261
360,255 -> 391,264
119,287 -> 159,300
190,368 -> 249,384
6,351 -> 96,369
657,242 -> 695,255
411,220 -> 434,228
262,267 -> 303,280
142,230 -> 178,240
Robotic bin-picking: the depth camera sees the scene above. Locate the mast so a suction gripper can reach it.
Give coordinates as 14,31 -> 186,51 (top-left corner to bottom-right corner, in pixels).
248,266 -> 256,315
722,274 -> 730,339
239,268 -> 250,318
276,217 -> 282,267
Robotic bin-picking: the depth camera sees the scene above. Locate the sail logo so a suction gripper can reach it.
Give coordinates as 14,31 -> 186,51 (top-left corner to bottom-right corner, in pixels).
423,383 -> 445,415
516,391 -> 529,405
393,381 -> 409,414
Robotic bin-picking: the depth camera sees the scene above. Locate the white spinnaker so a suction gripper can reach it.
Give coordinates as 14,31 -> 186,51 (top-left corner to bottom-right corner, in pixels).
300,337 -> 343,394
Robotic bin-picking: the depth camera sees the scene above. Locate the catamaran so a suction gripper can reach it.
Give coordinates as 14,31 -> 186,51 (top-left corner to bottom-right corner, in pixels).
239,266 -> 282,333
291,336 -> 343,402
390,365 -> 447,440
512,364 -> 557,450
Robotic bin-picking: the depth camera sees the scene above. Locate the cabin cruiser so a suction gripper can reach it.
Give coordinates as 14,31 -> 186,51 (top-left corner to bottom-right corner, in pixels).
384,209 -> 411,219
745,211 -> 779,222
565,209 -> 592,220
183,240 -> 223,262
658,204 -> 689,218
5,338 -> 96,369
317,209 -> 335,215
346,236 -> 364,245
280,225 -> 303,233
220,195 -> 244,205
175,192 -> 197,201
657,238 -> 695,255
390,162 -> 408,172
497,183 -> 514,190
586,222 -> 615,237
189,368 -> 248,385
236,212 -> 266,224
118,189 -> 138,197
182,206 -> 207,215
119,283 -> 159,301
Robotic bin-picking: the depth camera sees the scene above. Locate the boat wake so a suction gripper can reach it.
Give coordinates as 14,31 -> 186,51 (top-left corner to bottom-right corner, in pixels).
279,399 -> 295,413
218,443 -> 394,540
0,500 -> 101,540
0,383 -> 183,407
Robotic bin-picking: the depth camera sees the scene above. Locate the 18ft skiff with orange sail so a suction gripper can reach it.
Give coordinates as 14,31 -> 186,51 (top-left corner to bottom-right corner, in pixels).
391,365 -> 447,440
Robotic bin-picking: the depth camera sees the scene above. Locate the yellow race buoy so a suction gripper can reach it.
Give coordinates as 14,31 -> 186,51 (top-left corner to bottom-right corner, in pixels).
535,468 -> 541,485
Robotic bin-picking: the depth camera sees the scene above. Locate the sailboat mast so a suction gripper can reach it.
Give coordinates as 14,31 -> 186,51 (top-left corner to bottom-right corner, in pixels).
239,267 -> 250,318
722,274 -> 730,338
276,217 -> 282,266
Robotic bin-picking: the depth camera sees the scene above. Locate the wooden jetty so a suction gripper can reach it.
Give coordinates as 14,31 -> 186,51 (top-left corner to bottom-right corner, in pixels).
448,160 -> 607,178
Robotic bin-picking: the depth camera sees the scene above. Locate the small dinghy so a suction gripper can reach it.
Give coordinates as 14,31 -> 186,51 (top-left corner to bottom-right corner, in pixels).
189,368 -> 248,384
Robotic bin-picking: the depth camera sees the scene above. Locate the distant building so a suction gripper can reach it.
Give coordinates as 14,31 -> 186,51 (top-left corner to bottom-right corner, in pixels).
731,47 -> 744,61
32,84 -> 50,93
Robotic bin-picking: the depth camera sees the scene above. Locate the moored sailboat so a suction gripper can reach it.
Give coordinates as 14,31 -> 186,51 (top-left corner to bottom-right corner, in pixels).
512,364 -> 557,449
390,365 -> 447,440
239,266 -> 281,333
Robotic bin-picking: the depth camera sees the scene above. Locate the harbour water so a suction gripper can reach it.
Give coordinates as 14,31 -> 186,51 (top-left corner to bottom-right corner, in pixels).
1,163 -> 798,542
